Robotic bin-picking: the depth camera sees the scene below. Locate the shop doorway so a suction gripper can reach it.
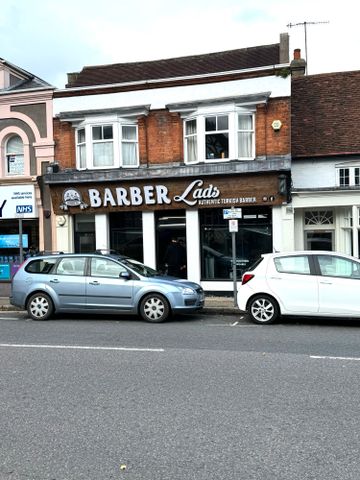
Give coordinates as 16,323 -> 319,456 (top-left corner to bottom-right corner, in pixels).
155,210 -> 186,277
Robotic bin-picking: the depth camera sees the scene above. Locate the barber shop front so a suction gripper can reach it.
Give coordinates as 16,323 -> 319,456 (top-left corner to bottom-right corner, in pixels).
47,172 -> 288,293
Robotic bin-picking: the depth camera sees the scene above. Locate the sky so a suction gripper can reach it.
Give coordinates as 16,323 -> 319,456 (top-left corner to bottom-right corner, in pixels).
1,0 -> 359,89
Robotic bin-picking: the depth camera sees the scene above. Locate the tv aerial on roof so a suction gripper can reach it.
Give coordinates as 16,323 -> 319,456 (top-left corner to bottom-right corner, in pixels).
287,20 -> 329,75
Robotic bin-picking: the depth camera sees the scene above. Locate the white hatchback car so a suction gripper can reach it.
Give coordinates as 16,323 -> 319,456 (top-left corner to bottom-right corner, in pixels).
237,251 -> 360,324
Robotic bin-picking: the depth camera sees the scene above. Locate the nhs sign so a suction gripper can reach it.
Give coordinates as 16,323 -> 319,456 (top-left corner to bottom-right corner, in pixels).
16,205 -> 33,214
0,185 -> 36,219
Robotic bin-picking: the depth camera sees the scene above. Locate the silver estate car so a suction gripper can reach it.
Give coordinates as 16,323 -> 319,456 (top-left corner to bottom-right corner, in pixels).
10,253 -> 204,322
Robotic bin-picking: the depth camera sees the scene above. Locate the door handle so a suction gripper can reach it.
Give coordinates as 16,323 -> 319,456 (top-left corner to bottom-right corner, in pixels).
320,281 -> 332,285
50,279 -> 59,283
89,281 -> 100,285
269,276 -> 282,280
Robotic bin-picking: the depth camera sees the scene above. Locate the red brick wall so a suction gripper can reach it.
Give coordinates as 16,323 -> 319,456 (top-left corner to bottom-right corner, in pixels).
140,110 -> 183,165
256,98 -> 290,157
53,100 -> 290,170
53,118 -> 76,169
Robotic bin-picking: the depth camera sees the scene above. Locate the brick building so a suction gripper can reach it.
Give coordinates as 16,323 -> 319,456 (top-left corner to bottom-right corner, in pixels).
44,33 -> 292,293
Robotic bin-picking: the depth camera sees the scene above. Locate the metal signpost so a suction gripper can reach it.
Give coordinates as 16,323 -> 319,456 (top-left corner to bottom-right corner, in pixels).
223,208 -> 242,306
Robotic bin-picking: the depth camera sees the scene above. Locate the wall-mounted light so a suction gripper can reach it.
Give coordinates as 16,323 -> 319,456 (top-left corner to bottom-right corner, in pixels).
271,120 -> 282,131
57,215 -> 66,227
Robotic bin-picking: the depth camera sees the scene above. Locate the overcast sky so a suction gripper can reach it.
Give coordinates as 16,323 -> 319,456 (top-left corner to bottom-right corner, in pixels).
1,0 -> 359,88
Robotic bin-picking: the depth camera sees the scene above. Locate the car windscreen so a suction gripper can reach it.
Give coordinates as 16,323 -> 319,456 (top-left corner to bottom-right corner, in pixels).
120,258 -> 160,277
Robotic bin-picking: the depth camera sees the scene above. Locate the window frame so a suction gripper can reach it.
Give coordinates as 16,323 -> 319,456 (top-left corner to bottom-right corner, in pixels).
183,105 -> 255,165
5,134 -> 25,176
75,119 -> 139,170
337,165 -> 360,187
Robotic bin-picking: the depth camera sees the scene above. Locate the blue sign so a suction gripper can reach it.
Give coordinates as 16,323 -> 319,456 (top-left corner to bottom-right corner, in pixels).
0,234 -> 29,249
16,205 -> 33,214
0,264 -> 11,280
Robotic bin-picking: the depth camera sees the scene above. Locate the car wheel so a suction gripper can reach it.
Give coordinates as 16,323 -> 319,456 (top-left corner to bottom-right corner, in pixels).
248,294 -> 279,324
27,292 -> 54,321
139,293 -> 170,323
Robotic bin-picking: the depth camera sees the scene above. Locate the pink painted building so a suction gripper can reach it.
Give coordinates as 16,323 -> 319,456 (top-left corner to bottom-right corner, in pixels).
0,58 -> 55,288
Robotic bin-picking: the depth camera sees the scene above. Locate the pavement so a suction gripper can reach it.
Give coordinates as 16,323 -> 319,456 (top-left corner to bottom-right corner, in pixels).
0,295 -> 240,314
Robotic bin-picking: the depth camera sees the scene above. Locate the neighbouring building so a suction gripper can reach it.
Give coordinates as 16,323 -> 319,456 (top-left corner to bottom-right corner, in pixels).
291,69 -> 360,257
0,58 -> 54,291
44,33 -> 293,293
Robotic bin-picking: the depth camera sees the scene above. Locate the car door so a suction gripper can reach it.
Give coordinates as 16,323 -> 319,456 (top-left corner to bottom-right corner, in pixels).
49,257 -> 87,309
317,254 -> 360,315
86,257 -> 134,311
266,255 -> 319,313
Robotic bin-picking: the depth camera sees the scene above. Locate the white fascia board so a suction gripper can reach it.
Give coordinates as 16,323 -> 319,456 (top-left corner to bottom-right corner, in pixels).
292,190 -> 360,208
53,75 -> 290,115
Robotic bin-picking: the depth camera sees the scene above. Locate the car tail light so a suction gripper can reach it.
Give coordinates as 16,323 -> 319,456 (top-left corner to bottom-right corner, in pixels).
242,273 -> 254,285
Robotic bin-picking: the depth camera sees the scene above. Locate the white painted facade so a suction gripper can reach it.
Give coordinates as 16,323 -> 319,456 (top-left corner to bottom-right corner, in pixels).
290,158 -> 360,257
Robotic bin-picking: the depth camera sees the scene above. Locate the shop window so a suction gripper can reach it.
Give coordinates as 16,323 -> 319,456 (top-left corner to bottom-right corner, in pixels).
199,208 -> 272,281
6,135 -> 24,176
109,212 -> 143,261
184,108 -> 255,164
75,122 -> 139,170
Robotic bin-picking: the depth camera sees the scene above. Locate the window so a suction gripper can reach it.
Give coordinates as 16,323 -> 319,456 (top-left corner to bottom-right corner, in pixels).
25,258 -> 57,274
238,115 -> 254,158
184,107 -> 255,164
274,256 -> 310,275
76,121 -> 139,170
205,115 -> 229,159
6,135 -> 24,176
184,119 -> 197,163
77,128 -> 86,169
318,255 -> 360,278
200,207 -> 272,280
56,257 -> 86,276
92,125 -> 114,167
90,257 -> 127,278
337,166 -> 360,187
121,125 -> 138,166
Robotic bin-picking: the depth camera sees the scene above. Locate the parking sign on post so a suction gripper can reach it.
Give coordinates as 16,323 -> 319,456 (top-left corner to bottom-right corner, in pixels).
223,209 -> 241,307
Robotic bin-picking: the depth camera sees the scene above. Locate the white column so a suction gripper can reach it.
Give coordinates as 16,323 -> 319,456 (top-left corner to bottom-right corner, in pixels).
186,210 -> 201,283
272,205 -> 295,252
142,211 -> 156,268
56,215 -> 73,253
95,214 -> 109,251
352,205 -> 359,258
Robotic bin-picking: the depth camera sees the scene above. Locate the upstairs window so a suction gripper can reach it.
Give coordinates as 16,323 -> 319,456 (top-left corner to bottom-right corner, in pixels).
337,166 -> 360,187
76,121 -> 139,170
92,125 -> 114,167
6,135 -> 24,176
121,125 -> 138,166
238,114 -> 254,159
184,119 -> 197,163
77,128 -> 86,169
205,115 -> 229,160
184,107 -> 255,164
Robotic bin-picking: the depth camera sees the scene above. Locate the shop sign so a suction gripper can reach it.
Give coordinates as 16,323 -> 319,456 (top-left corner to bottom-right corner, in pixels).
0,185 -> 36,219
50,175 -> 286,214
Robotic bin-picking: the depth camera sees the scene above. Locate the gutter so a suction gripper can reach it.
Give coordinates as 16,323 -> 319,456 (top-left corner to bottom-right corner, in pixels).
54,63 -> 290,96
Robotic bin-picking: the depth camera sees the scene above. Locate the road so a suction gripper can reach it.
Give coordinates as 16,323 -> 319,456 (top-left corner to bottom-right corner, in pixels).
1,311 -> 360,480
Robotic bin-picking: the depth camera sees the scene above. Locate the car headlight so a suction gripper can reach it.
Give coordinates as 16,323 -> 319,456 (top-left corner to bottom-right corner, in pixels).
179,287 -> 196,295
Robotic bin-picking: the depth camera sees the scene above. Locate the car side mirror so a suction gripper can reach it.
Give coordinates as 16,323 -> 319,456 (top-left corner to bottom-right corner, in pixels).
120,271 -> 131,280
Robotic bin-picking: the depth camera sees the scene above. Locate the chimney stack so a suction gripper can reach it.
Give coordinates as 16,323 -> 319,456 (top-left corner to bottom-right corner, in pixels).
290,49 -> 306,76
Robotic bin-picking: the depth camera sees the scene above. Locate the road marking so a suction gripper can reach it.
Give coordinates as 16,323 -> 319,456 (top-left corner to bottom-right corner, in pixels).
310,355 -> 360,361
231,321 -> 239,326
0,343 -> 164,353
